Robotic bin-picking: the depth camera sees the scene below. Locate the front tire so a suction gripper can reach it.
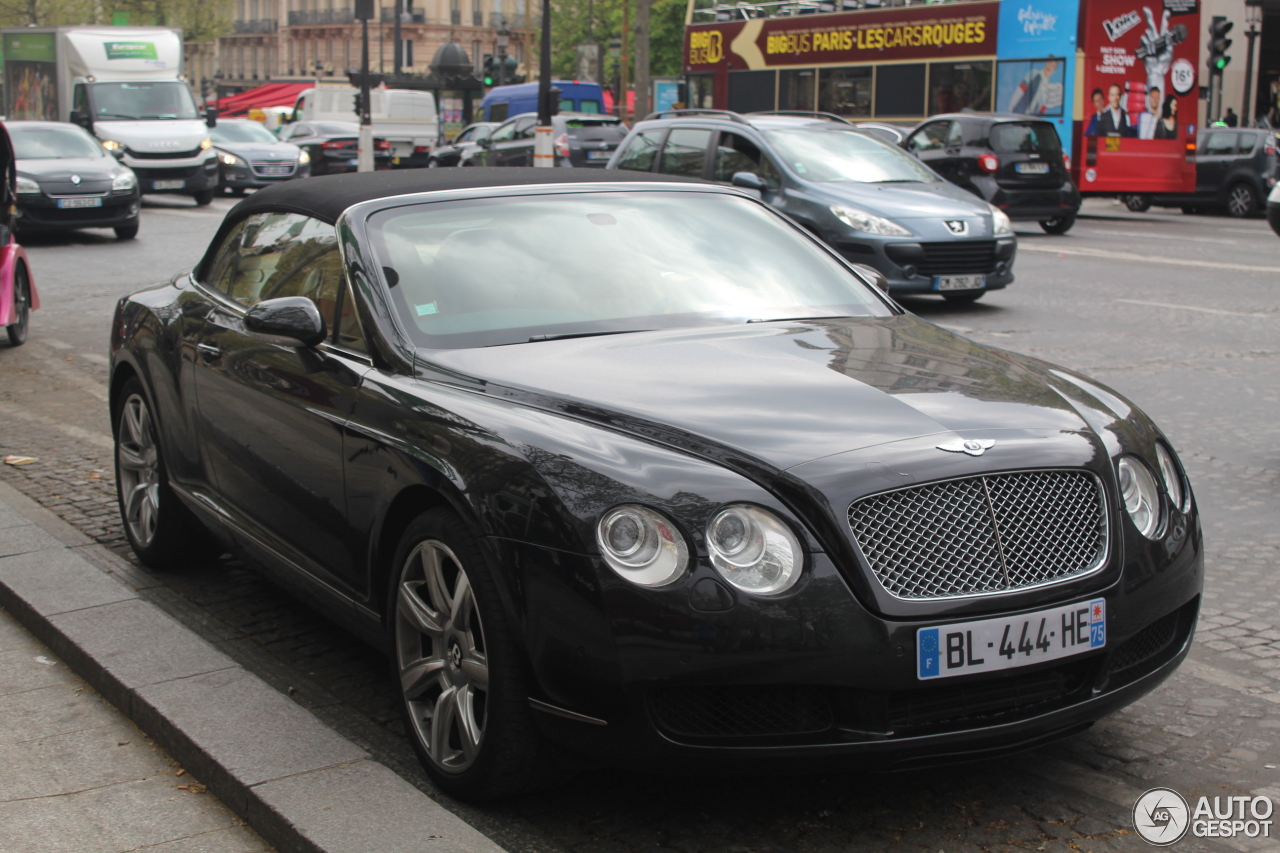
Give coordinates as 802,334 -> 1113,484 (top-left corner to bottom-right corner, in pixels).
6,264 -> 30,347
113,377 -> 216,568
114,221 -> 139,240
1226,182 -> 1258,218
192,190 -> 215,206
1039,214 -> 1076,234
390,508 -> 551,800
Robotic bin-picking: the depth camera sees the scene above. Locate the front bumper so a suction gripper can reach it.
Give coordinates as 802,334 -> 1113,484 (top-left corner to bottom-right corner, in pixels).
832,235 -> 1018,297
16,191 -> 140,231
130,156 -> 219,195
987,181 -> 1082,222
221,161 -> 311,190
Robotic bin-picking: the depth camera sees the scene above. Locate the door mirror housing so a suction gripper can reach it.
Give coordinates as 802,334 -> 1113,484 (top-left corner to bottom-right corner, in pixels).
244,297 -> 327,348
731,171 -> 767,192
70,110 -> 92,130
850,263 -> 891,294
206,105 -> 218,127
109,147 -> 125,161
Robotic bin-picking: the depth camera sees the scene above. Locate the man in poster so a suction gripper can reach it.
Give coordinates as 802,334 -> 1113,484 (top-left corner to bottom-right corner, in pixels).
1099,84 -> 1133,136
1137,85 -> 1162,138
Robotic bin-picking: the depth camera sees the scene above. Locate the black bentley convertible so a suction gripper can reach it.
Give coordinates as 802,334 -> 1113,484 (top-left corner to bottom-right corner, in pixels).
110,169 -> 1202,801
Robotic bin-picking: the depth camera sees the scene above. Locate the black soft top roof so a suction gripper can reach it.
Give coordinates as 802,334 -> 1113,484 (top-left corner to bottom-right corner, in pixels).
227,167 -> 703,225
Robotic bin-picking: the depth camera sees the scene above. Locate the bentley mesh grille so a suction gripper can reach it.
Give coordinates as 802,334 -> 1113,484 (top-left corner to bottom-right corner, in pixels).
648,686 -> 833,739
847,470 -> 1107,600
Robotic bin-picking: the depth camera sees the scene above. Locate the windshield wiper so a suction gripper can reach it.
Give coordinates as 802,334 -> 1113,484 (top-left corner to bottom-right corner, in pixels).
524,329 -> 652,343
746,315 -> 847,323
93,113 -> 138,120
875,179 -> 926,183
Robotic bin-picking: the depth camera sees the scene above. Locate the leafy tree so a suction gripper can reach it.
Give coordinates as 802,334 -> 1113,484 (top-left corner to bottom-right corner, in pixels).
546,0 -> 685,84
0,0 -> 232,43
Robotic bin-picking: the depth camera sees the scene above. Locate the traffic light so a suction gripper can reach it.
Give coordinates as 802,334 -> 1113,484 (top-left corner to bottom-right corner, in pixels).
1208,16 -> 1233,74
539,85 -> 562,120
353,93 -> 362,115
482,55 -> 495,87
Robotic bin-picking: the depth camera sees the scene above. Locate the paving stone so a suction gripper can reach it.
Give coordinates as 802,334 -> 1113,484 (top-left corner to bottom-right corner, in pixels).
0,547 -> 135,618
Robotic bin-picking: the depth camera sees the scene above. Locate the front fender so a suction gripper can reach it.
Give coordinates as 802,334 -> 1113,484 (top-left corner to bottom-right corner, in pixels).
0,241 -> 37,327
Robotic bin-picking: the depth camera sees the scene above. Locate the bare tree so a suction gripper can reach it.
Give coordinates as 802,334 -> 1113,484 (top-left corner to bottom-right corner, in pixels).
633,0 -> 651,119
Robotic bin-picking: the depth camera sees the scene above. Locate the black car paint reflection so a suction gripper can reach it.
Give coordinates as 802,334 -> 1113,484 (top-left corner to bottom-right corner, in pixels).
111,173 -> 1202,785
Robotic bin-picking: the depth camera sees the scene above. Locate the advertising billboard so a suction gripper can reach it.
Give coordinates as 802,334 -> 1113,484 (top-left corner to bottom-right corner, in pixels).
1076,0 -> 1199,192
3,31 -> 58,121
997,0 -> 1081,158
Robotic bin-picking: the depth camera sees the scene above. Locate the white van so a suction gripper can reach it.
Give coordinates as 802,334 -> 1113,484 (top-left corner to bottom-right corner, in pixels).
292,84 -> 438,167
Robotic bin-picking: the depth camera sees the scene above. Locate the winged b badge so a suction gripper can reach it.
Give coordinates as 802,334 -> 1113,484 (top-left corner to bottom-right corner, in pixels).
937,438 -> 995,457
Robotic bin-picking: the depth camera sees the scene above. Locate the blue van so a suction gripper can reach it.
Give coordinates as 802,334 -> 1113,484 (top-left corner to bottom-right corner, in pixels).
478,81 -> 605,122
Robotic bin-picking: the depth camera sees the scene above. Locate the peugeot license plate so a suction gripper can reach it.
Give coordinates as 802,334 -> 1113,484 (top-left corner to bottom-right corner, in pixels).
1016,161 -> 1050,174
917,598 -> 1106,680
57,197 -> 102,209
261,166 -> 291,176
934,274 -> 985,291
152,180 -> 184,190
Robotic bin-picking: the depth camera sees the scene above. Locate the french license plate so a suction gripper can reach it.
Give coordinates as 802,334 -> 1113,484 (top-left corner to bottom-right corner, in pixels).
152,179 -> 184,190
934,274 -> 985,291
587,150 -> 611,160
917,598 -> 1106,680
1016,161 -> 1050,174
261,166 -> 291,176
57,196 -> 102,209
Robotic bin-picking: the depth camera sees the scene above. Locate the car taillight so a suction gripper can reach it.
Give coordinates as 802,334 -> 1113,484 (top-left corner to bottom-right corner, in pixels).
978,153 -> 1000,173
414,145 -> 430,153
554,133 -> 570,158
321,141 -> 348,149
1062,153 -> 1071,170
1266,139 -> 1277,156
375,139 -> 390,150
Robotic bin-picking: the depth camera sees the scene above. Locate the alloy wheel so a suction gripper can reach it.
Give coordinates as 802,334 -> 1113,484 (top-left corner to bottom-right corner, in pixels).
116,393 -> 161,549
395,539 -> 489,774
1228,184 -> 1255,218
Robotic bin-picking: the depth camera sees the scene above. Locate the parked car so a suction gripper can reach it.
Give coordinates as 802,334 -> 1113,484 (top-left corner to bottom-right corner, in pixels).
110,167 -> 1202,802
8,120 -> 140,240
1268,183 -> 1280,236
428,122 -> 500,168
459,112 -> 628,169
1136,128 -> 1280,217
607,111 -> 1016,301
903,113 -> 1080,234
277,121 -> 390,175
209,119 -> 311,196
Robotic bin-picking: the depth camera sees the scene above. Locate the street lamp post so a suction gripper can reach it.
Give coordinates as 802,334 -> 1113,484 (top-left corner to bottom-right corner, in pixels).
355,0 -> 374,172
609,37 -> 621,116
496,21 -> 509,88
1243,0 -> 1262,125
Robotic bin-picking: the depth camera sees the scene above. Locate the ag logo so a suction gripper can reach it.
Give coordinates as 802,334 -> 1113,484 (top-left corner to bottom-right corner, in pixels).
1133,787 -> 1190,846
944,219 -> 968,236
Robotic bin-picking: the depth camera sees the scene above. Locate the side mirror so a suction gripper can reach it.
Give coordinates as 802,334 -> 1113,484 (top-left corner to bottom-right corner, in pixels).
110,148 -> 125,161
70,110 -> 92,130
731,171 -> 767,192
850,263 -> 891,294
205,105 -> 218,128
244,297 -> 327,348
478,136 -> 492,148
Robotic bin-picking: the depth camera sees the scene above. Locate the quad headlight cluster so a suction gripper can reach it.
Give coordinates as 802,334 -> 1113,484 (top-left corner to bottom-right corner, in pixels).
596,503 -> 802,595
1116,443 -> 1187,540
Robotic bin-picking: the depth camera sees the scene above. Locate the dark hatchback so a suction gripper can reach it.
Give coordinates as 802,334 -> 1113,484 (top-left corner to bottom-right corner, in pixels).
428,122 -> 500,168
904,113 -> 1080,234
110,169 -> 1201,801
278,120 -> 391,175
1140,128 -> 1280,217
9,121 -> 141,240
459,112 -> 627,168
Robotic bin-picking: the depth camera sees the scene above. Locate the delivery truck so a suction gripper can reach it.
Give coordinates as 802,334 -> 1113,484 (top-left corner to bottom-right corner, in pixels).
1,26 -> 221,203
290,83 -> 438,167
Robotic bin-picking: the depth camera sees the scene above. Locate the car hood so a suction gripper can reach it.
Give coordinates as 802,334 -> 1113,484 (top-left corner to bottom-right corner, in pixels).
422,315 -> 1093,470
214,141 -> 301,160
17,157 -> 120,181
812,180 -> 995,220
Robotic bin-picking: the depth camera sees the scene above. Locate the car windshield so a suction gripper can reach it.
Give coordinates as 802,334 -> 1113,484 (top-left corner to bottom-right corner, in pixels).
764,128 -> 939,183
367,191 -> 890,349
990,122 -> 1063,156
10,126 -> 105,159
89,81 -> 199,120
211,122 -> 281,144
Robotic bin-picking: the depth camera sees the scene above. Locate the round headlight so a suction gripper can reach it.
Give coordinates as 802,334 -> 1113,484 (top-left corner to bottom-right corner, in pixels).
596,505 -> 688,588
1155,443 -> 1185,511
219,152 -> 240,166
706,504 -> 802,595
1117,457 -> 1162,539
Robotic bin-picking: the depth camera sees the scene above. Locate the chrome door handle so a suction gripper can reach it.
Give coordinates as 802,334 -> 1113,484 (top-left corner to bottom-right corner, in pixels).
197,343 -> 222,360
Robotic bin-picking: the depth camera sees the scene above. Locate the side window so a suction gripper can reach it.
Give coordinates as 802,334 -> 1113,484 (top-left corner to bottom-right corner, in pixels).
1203,131 -> 1237,156
489,119 -> 517,142
489,102 -> 509,122
208,212 -> 338,309
658,128 -> 712,178
615,129 -> 665,172
204,220 -> 251,293
714,132 -> 767,183
515,117 -> 537,139
1237,133 -> 1258,155
947,121 -> 965,146
335,279 -> 368,352
906,122 -> 952,152
289,124 -> 312,139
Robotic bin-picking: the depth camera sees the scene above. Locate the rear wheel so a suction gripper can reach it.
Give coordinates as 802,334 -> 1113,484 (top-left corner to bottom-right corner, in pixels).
192,190 -> 215,206
114,377 -> 217,568
391,508 -> 556,800
1039,214 -> 1076,234
6,264 -> 30,347
1226,183 -> 1258,218
427,157 -> 439,168
1121,194 -> 1151,212
942,290 -> 985,304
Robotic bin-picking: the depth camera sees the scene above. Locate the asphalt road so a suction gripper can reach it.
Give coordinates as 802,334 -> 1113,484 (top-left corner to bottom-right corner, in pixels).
2,193 -> 1278,853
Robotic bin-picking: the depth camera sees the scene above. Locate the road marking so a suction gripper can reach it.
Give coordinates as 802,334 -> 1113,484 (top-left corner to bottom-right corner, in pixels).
1077,228 -> 1237,245
0,402 -> 112,450
1019,242 -> 1280,273
1115,298 -> 1273,317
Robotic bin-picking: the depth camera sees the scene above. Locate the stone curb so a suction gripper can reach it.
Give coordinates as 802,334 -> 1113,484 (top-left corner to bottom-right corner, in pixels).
0,479 -> 507,853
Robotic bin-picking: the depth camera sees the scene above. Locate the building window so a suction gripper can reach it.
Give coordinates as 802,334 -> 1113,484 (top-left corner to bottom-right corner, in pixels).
451,0 -> 460,25
779,69 -> 815,112
875,63 -> 926,118
929,61 -> 993,115
817,66 -> 870,117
